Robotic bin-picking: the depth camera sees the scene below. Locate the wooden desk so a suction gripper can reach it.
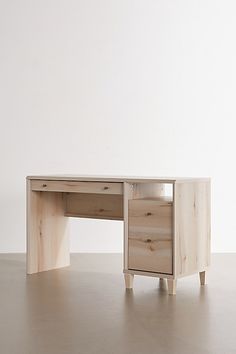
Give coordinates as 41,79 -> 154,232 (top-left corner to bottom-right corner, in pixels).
26,175 -> 211,295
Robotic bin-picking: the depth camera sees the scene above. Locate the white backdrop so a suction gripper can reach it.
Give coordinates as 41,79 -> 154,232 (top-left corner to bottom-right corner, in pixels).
0,0 -> 235,252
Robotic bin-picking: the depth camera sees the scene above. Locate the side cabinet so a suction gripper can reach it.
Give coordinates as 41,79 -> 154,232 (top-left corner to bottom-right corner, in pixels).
123,180 -> 211,295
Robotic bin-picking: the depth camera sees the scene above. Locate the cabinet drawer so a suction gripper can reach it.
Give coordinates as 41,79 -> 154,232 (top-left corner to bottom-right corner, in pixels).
31,180 -> 123,195
128,199 -> 173,274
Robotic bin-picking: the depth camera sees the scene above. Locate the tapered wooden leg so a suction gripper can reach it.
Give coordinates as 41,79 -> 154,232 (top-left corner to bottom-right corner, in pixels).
167,279 -> 177,295
159,278 -> 165,289
27,181 -> 70,274
199,271 -> 206,285
124,274 -> 134,289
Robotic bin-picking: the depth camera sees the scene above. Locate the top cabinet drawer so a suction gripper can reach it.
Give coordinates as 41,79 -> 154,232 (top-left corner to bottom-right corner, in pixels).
31,180 -> 123,195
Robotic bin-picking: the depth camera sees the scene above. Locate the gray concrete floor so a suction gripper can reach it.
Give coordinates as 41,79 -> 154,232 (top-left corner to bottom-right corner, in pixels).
0,253 -> 236,354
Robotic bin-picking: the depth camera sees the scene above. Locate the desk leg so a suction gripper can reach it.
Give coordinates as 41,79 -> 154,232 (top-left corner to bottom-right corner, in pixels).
124,274 -> 134,289
167,279 -> 177,295
27,183 -> 70,274
199,271 -> 206,285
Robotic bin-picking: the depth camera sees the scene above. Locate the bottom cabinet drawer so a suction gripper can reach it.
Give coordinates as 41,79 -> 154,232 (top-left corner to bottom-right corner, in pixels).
128,199 -> 173,274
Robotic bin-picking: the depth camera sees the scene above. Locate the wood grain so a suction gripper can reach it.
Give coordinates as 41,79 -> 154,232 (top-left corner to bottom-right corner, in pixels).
64,193 -> 123,220
31,180 -> 123,195
27,175 -> 210,184
26,176 -> 211,293
174,181 -> 211,278
128,199 -> 173,274
27,180 -> 70,274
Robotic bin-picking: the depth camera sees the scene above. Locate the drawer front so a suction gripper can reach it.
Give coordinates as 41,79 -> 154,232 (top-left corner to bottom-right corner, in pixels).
128,199 -> 173,274
31,180 -> 123,195
64,193 -> 123,220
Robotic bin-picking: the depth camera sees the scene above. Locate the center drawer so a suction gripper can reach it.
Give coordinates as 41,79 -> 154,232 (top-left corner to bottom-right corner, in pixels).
31,180 -> 123,195
128,198 -> 173,274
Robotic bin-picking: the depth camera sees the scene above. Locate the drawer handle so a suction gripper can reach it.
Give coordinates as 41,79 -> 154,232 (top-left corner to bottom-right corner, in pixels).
42,184 -> 47,187
145,239 -> 152,243
103,186 -> 109,190
146,212 -> 152,216
99,208 -> 105,212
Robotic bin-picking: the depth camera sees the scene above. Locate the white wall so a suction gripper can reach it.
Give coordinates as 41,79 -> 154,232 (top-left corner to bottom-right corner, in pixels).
0,0 -> 235,253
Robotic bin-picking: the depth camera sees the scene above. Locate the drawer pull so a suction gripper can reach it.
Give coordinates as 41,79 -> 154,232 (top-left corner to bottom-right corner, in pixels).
42,184 -> 47,187
99,208 -> 105,212
145,239 -> 152,243
103,186 -> 109,190
146,212 -> 152,216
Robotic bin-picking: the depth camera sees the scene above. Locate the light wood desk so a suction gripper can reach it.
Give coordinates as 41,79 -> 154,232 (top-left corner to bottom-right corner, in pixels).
26,175 -> 211,295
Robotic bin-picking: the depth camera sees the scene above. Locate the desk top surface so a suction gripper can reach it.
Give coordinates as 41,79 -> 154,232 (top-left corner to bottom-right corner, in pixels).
27,175 -> 210,184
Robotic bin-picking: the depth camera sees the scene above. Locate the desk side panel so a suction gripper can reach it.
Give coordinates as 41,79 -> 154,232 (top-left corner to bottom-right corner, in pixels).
174,181 -> 211,278
26,180 -> 70,274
